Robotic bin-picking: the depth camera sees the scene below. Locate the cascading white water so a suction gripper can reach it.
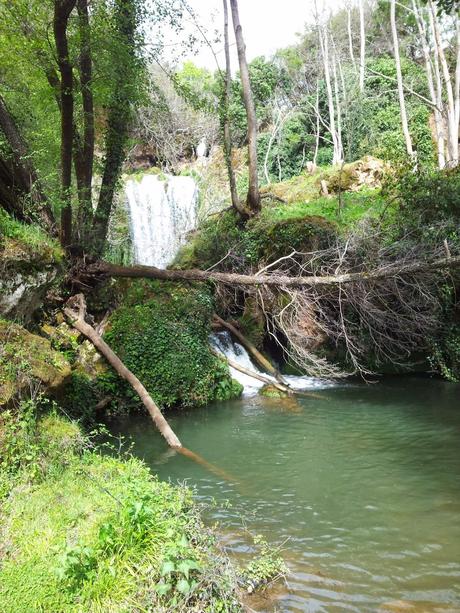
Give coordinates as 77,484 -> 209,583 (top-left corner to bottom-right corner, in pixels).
125,173 -> 198,268
210,330 -> 334,396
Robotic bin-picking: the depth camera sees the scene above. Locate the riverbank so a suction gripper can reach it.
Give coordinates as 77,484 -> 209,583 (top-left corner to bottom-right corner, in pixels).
0,405 -> 244,612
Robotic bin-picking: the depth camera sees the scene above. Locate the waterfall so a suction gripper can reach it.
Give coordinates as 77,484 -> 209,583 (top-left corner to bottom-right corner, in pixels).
210,330 -> 334,396
125,173 -> 198,268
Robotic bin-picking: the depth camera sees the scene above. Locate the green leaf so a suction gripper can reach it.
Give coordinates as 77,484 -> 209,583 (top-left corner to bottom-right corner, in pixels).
176,578 -> 191,595
177,559 -> 201,579
155,582 -> 172,595
160,560 -> 175,576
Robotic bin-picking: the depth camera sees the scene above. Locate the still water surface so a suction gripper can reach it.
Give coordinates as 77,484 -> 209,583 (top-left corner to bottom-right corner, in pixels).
110,377 -> 460,612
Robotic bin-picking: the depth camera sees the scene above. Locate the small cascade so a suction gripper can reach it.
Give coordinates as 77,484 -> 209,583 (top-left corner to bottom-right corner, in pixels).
125,173 -> 198,268
210,331 -> 267,395
210,330 -> 334,396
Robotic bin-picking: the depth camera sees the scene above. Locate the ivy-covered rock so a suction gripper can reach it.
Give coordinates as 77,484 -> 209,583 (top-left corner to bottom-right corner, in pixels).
0,320 -> 71,405
99,280 -> 242,411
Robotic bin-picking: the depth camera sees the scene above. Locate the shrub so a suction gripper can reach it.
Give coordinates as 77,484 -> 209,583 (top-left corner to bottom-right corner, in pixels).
100,281 -> 242,410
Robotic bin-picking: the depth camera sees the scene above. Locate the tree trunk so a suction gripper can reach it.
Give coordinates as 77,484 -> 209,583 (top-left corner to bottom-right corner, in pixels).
91,0 -> 136,255
359,0 -> 366,92
412,0 -> 445,168
222,0 -> 250,218
319,26 -> 342,165
0,95 -> 55,229
229,0 -> 260,214
347,4 -> 356,68
81,255 -> 460,289
75,0 -> 95,241
54,0 -> 77,247
390,0 -> 414,158
64,294 -> 182,448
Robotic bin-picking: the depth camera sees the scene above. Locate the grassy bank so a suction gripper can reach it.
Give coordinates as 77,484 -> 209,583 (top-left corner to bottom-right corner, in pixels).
0,406 -> 243,613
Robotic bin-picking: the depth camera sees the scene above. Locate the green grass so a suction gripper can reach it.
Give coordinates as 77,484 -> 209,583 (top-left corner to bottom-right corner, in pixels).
261,188 -> 388,230
0,404 -> 242,612
0,445 -> 242,612
0,208 -> 63,264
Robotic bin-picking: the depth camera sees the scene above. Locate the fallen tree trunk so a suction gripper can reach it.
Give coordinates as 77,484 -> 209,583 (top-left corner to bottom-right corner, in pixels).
82,255 -> 460,289
64,294 -> 182,448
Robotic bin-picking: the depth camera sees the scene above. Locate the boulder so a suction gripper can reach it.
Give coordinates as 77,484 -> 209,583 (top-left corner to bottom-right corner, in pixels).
0,320 -> 71,405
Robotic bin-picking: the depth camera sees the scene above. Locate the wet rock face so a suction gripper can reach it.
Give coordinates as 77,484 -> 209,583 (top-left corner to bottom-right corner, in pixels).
0,320 -> 71,405
0,267 -> 59,322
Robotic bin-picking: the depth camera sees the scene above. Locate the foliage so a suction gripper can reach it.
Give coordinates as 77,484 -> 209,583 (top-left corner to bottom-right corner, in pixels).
174,183 -> 388,273
390,165 -> 460,242
0,399 -> 84,498
100,281 -> 242,410
0,208 -> 63,264
240,535 -> 288,593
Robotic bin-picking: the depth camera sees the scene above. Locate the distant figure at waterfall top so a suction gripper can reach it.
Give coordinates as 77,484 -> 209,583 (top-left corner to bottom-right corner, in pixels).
125,173 -> 198,269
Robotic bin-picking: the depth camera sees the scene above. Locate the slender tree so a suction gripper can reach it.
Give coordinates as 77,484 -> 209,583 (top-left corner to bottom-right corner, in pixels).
359,0 -> 366,92
390,0 -> 414,158
429,0 -> 459,166
222,0 -> 250,217
229,0 -> 260,214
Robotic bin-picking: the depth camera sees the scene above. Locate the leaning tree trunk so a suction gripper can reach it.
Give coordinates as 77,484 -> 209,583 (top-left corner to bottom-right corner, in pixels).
390,0 -> 414,159
429,0 -> 459,167
64,294 -> 182,448
412,0 -> 445,168
229,0 -> 260,214
54,0 -> 77,247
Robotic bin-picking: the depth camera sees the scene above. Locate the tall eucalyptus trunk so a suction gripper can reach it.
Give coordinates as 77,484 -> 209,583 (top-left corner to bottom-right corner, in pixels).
229,0 -> 260,214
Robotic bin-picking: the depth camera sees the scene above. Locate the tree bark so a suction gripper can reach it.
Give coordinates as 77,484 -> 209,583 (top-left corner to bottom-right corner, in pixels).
429,0 -> 459,166
390,0 -> 414,158
75,0 -> 95,241
229,0 -> 260,214
412,0 -> 445,168
64,294 -> 182,448
222,0 -> 250,218
82,254 -> 460,289
0,94 -> 55,229
54,0 -> 77,247
319,26 -> 343,165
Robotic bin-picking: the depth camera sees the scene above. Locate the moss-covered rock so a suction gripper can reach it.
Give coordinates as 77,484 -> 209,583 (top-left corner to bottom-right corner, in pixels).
0,210 -> 64,322
259,384 -> 290,398
0,320 -> 71,405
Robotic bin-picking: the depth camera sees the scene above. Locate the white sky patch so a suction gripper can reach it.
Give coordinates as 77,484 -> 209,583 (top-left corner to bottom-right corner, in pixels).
161,0 -> 343,71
